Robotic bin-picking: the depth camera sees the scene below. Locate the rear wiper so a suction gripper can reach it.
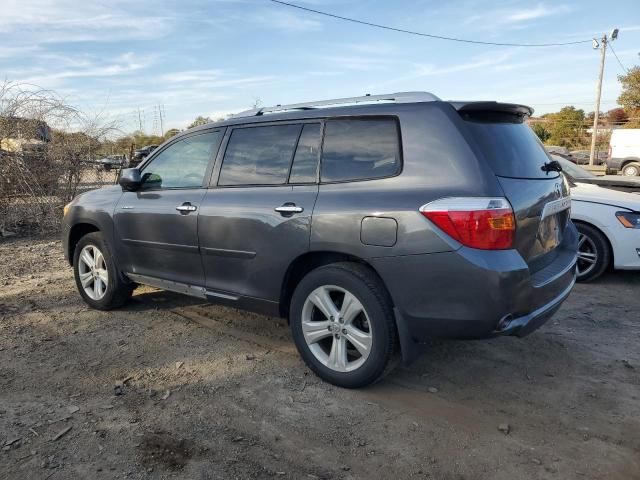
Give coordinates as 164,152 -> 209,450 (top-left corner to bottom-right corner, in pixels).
541,160 -> 563,174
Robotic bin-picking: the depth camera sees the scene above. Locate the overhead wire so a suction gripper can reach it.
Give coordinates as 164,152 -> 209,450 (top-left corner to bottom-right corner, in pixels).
608,44 -> 629,73
269,0 -> 593,47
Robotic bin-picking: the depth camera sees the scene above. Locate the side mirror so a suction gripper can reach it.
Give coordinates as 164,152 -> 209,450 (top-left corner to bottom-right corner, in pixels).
118,168 -> 142,191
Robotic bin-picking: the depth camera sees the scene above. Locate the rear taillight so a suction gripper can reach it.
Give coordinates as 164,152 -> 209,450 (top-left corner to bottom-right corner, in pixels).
420,197 -> 515,250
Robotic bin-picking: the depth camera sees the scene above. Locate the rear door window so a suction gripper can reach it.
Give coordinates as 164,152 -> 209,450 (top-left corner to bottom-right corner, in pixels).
219,124 -> 300,186
321,118 -> 401,183
289,123 -> 321,184
463,113 -> 556,179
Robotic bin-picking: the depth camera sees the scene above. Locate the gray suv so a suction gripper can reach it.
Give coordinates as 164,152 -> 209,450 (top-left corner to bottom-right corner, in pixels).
62,92 -> 578,388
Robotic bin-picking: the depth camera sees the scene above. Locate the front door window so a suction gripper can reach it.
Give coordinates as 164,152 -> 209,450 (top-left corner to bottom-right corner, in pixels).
142,131 -> 223,189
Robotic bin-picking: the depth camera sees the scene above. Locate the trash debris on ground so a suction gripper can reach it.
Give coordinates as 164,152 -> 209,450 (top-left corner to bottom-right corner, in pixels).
52,426 -> 72,442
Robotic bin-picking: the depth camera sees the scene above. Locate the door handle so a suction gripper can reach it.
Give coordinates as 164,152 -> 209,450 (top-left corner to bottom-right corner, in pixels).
176,203 -> 197,213
275,204 -> 304,214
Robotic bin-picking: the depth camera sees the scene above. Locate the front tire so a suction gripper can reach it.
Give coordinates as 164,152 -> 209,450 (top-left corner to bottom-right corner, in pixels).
622,162 -> 640,177
575,223 -> 611,282
73,232 -> 133,310
290,263 -> 398,388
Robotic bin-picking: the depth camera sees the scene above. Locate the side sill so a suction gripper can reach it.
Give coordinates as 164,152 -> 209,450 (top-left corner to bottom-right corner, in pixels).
125,273 -> 243,300
124,273 -> 280,317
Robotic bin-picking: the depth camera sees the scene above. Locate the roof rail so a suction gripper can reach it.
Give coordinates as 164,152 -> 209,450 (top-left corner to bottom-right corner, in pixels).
231,91 -> 440,118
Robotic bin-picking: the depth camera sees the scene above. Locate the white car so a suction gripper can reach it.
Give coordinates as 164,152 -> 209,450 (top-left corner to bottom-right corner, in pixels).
567,187 -> 640,283
554,156 -> 640,281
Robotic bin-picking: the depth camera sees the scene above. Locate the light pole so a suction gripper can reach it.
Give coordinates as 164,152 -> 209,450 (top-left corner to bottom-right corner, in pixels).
589,28 -> 618,166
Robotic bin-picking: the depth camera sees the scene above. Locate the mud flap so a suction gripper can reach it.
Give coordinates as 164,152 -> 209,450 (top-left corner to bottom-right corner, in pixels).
394,307 -> 420,366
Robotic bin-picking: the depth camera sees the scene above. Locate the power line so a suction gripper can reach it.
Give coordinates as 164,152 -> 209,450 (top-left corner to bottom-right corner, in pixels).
270,0 -> 593,47
528,118 -> 640,124
531,100 -> 617,105
608,44 -> 628,72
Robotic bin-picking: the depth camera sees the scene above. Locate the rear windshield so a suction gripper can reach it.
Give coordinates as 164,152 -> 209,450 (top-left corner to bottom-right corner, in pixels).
463,112 -> 557,179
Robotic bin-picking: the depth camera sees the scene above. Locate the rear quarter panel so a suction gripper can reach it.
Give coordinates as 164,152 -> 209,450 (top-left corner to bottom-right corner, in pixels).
310,103 -> 505,259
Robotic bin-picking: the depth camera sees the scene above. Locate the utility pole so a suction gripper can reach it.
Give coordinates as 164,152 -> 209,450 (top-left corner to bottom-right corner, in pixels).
137,108 -> 143,131
589,28 -> 618,166
159,104 -> 165,137
589,35 -> 607,166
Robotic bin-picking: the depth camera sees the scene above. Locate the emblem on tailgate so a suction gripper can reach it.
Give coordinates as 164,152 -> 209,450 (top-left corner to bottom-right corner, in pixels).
541,196 -> 571,220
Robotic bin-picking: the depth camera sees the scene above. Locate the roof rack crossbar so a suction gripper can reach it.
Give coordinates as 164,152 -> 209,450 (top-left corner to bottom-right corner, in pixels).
232,91 -> 440,118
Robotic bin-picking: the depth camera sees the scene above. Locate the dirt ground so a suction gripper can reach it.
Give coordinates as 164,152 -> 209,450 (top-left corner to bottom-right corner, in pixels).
1,236 -> 639,480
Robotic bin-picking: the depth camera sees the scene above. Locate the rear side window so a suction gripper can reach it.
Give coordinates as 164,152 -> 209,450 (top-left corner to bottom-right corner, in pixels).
219,124 -> 300,186
463,112 -> 556,179
321,118 -> 401,182
289,123 -> 321,183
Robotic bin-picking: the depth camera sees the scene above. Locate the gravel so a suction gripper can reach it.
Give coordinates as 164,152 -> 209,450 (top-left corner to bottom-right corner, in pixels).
1,235 -> 639,479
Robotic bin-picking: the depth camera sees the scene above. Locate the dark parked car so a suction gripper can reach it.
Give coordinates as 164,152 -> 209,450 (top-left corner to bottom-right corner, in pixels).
553,155 -> 640,193
130,145 -> 158,167
96,154 -> 127,171
544,147 -> 605,166
62,92 -> 577,388
544,145 -> 570,157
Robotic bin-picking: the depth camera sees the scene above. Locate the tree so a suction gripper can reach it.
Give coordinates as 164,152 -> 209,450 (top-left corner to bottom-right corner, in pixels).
530,122 -> 551,143
586,110 -> 605,122
0,81 -> 122,233
164,128 -> 181,140
544,106 -> 587,148
624,113 -> 640,129
187,116 -> 213,129
606,108 -> 628,126
617,66 -> 640,111
132,131 -> 164,147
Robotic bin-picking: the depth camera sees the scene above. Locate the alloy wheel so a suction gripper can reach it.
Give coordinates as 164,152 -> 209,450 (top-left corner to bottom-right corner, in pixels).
576,233 -> 598,278
301,285 -> 373,373
78,245 -> 109,300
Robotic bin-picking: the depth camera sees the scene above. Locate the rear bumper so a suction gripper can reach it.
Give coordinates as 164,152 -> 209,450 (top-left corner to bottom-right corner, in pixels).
492,274 -> 575,337
372,223 -> 578,341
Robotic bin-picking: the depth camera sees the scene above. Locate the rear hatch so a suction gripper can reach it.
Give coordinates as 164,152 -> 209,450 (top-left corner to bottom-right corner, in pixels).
455,102 -> 571,272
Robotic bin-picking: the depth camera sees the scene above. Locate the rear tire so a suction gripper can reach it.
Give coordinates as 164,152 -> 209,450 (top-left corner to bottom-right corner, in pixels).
289,262 -> 398,388
575,223 -> 611,282
622,162 -> 640,177
73,232 -> 133,310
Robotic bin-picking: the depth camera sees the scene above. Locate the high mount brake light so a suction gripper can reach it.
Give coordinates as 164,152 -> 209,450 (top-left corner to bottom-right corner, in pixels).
420,197 -> 516,250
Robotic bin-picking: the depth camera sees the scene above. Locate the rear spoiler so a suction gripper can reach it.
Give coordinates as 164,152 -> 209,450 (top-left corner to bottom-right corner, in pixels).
449,101 -> 534,118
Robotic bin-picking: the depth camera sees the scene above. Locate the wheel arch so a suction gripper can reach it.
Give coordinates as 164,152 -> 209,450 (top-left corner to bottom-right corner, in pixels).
571,218 -> 614,267
279,251 -> 394,319
620,158 -> 640,169
67,222 -> 101,265
620,157 -> 640,164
